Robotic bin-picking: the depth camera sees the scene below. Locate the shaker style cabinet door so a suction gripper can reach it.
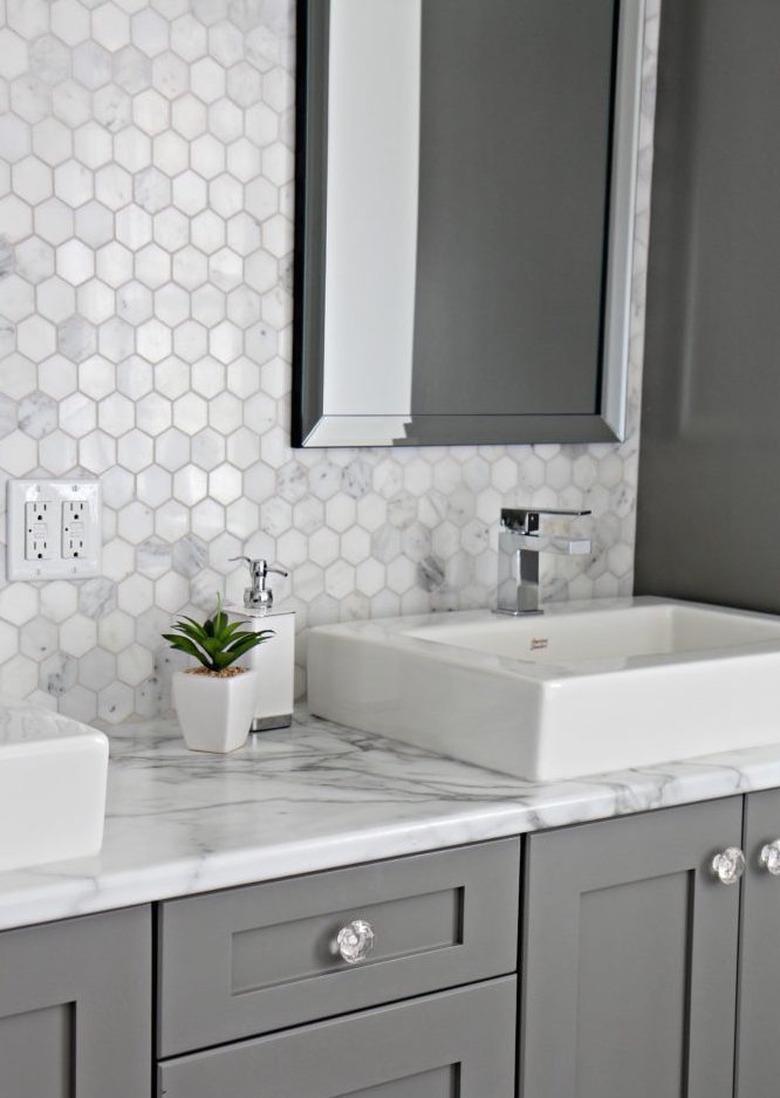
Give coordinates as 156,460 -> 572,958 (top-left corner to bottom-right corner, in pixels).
0,906 -> 152,1098
158,977 -> 516,1098
521,798 -> 743,1098
736,788 -> 780,1098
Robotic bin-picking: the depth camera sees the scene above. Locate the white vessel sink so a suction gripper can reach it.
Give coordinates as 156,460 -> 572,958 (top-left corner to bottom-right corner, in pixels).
307,597 -> 780,781
0,699 -> 109,872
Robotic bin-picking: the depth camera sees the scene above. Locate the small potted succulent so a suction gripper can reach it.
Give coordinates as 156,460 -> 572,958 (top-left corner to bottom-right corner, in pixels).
163,598 -> 274,754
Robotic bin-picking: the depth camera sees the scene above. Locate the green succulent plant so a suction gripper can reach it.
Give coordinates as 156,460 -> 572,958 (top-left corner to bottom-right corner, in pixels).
162,596 -> 274,673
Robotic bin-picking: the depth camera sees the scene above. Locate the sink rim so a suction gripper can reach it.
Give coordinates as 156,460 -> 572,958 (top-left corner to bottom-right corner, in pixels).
0,695 -> 110,751
308,596 -> 780,782
309,596 -> 780,685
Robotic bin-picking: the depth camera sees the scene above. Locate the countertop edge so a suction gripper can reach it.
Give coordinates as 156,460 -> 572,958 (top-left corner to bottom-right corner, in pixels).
2,711 -> 780,932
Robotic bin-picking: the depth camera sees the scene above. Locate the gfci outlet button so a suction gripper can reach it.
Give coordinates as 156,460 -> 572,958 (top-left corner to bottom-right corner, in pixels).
7,479 -> 102,581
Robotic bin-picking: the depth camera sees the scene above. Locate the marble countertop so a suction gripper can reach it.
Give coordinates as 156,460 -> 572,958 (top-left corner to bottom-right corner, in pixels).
3,707 -> 780,931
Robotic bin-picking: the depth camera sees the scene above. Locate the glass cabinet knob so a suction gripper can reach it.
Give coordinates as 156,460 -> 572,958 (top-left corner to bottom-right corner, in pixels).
759,840 -> 780,875
335,919 -> 375,965
711,847 -> 746,885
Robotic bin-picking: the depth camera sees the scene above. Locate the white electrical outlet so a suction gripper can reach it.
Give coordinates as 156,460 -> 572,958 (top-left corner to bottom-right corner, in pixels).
62,499 -> 88,560
7,480 -> 102,581
24,500 -> 57,562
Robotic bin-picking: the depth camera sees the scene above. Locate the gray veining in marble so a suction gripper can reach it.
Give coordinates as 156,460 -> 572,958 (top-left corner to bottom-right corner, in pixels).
2,703 -> 780,932
0,237 -> 15,280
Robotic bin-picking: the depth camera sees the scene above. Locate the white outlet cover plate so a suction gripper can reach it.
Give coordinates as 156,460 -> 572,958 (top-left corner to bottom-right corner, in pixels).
7,479 -> 102,581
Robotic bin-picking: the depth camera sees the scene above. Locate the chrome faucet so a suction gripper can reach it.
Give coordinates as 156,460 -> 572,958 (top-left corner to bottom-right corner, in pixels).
496,508 -> 592,616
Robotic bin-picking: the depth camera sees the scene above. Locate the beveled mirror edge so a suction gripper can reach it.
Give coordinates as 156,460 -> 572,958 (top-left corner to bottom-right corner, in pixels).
291,0 -> 329,450
292,0 -> 647,449
601,0 -> 647,443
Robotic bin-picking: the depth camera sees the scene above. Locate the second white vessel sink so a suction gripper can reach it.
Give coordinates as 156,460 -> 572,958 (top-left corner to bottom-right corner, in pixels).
308,598 -> 780,781
0,699 -> 109,873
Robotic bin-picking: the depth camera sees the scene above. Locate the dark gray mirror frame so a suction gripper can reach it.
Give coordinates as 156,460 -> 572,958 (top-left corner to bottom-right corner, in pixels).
292,0 -> 645,449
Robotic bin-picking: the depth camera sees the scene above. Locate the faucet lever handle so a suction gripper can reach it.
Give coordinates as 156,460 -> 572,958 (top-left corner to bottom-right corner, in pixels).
500,507 -> 591,535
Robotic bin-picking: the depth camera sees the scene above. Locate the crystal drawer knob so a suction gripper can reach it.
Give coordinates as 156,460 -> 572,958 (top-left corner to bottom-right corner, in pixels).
759,840 -> 780,875
711,847 -> 746,885
335,919 -> 375,965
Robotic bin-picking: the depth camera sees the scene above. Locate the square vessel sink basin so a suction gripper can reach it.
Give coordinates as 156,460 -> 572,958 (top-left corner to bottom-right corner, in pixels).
307,597 -> 780,781
0,699 -> 109,873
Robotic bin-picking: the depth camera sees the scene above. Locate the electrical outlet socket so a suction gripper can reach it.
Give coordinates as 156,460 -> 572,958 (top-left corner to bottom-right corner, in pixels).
24,500 -> 57,562
7,479 -> 102,581
62,499 -> 88,559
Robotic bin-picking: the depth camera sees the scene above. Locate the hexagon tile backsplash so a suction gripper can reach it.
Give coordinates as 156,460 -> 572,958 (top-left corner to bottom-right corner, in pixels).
0,0 -> 659,725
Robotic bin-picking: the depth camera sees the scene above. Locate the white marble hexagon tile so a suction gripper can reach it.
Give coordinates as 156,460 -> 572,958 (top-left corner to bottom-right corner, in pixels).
0,0 -> 659,724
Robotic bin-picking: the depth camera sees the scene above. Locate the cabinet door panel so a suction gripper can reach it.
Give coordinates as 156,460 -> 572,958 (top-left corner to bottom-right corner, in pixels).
0,906 -> 151,1098
158,977 -> 515,1098
1,1003 -> 73,1098
736,788 -> 780,1098
521,798 -> 742,1098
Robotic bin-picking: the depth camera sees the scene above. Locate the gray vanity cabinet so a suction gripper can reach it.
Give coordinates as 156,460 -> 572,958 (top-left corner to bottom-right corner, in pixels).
12,794 -> 780,1098
735,788 -> 780,1098
520,797 -> 743,1098
158,977 -> 516,1098
0,905 -> 152,1098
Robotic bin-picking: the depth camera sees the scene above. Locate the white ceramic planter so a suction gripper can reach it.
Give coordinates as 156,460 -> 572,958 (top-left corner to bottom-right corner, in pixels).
172,668 -> 258,754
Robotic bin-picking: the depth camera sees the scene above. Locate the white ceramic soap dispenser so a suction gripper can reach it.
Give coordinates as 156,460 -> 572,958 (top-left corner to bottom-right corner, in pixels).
228,556 -> 295,732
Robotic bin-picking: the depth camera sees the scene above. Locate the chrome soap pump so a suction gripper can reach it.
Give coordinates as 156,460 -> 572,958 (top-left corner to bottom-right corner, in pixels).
228,556 -> 295,732
236,557 -> 288,610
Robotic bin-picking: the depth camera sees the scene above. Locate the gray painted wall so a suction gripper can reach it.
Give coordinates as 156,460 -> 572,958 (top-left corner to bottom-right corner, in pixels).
636,0 -> 780,611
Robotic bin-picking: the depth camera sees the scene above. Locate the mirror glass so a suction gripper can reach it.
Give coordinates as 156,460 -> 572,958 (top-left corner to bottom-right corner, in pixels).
293,0 -> 644,447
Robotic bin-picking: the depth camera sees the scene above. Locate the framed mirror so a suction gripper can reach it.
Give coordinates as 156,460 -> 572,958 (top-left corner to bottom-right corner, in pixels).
293,0 -> 645,448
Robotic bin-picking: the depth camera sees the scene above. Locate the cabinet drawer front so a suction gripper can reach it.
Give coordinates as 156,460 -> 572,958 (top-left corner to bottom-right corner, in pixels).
158,838 -> 519,1055
158,976 -> 516,1098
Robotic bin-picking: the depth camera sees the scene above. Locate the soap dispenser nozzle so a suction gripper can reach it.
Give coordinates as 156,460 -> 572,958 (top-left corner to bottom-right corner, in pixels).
230,557 -> 288,611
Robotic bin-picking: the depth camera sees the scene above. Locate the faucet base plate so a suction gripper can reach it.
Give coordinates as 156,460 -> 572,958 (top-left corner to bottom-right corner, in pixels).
492,608 -> 545,617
